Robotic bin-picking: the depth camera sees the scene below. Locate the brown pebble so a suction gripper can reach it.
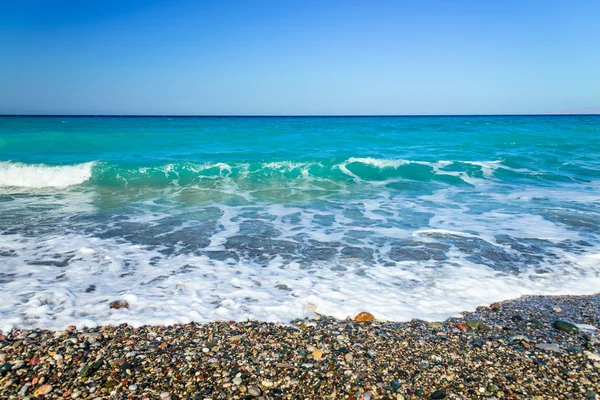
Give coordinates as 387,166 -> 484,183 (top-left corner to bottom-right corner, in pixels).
110,300 -> 130,309
354,312 -> 375,323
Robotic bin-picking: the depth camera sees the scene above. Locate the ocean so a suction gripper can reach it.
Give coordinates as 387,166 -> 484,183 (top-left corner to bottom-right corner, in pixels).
0,115 -> 599,332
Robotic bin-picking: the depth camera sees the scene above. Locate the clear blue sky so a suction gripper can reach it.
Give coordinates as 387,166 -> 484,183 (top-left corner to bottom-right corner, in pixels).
1,0 -> 599,115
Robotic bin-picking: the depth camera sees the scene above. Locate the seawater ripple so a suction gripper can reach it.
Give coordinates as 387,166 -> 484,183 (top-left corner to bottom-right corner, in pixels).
0,115 -> 599,331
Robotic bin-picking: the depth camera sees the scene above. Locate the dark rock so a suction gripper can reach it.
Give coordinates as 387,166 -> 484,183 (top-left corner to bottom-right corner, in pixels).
0,363 -> 11,374
79,365 -> 94,377
119,362 -> 134,374
585,390 -> 596,399
553,320 -> 579,333
430,390 -> 447,399
91,359 -> 104,370
529,319 -> 543,328
567,346 -> 582,353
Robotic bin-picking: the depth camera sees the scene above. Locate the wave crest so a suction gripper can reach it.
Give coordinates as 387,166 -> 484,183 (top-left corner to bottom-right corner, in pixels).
0,161 -> 95,188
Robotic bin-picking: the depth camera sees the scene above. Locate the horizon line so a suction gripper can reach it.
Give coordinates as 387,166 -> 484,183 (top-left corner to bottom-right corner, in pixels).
1,113 -> 599,118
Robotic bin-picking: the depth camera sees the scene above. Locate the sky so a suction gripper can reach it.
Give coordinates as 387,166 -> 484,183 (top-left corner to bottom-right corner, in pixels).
1,0 -> 599,115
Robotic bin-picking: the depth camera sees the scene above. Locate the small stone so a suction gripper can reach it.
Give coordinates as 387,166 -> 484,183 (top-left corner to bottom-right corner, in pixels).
18,383 -> 30,396
430,389 -> 446,399
510,335 -> 529,342
80,365 -> 94,377
71,390 -> 81,399
553,307 -> 562,312
415,388 -> 425,397
109,300 -> 129,309
467,320 -> 489,331
248,386 -> 261,397
567,346 -> 582,353
119,362 -> 134,375
185,384 -> 197,394
511,315 -> 524,323
53,354 -> 64,366
529,319 -> 544,328
455,323 -> 467,331
490,302 -> 502,310
159,393 -> 171,400
36,384 -> 53,395
0,363 -> 12,374
345,353 -> 353,363
585,351 -> 600,361
535,343 -> 561,353
307,303 -> 317,312
553,320 -> 579,333
429,322 -> 443,330
233,376 -> 242,385
312,349 -> 323,360
354,312 -> 375,323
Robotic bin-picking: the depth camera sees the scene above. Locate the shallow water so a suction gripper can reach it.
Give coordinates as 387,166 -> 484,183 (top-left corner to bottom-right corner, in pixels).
1,115 -> 599,331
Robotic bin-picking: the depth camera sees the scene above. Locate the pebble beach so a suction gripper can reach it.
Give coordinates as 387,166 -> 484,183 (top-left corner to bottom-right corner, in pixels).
1,294 -> 598,399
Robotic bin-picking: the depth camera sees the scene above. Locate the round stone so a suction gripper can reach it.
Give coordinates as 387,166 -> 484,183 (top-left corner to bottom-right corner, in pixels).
248,386 -> 261,397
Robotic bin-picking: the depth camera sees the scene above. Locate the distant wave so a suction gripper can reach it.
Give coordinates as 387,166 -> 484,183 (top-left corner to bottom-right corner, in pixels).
0,161 -> 95,188
0,158 -> 542,189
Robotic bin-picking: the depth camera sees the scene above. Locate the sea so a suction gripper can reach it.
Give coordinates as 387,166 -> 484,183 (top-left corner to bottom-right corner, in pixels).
1,115 -> 599,332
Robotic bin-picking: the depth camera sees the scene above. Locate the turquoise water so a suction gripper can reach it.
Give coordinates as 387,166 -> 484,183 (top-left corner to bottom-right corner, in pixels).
1,116 -> 599,330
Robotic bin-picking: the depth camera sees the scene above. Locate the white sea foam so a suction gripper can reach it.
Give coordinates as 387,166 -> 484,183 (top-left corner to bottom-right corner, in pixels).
345,157 -> 411,169
0,161 -> 95,188
1,226 -> 599,333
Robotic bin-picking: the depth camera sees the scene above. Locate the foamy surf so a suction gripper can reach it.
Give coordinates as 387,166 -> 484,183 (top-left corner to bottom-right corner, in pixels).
1,228 -> 599,333
0,161 -> 95,188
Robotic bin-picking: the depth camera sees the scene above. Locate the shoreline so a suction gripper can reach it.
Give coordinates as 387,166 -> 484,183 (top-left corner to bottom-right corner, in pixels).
1,293 -> 599,399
